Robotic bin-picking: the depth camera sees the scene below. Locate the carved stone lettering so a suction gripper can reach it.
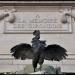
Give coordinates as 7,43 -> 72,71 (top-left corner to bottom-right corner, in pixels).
4,6 -> 72,33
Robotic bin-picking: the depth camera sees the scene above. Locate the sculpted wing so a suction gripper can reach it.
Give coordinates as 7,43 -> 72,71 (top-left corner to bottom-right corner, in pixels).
10,43 -> 33,60
42,44 -> 68,61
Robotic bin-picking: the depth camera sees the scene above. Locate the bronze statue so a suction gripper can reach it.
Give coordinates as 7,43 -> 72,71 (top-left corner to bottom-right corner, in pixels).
10,30 -> 68,72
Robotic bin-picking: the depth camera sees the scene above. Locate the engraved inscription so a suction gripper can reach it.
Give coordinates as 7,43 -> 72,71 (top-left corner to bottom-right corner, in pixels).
4,7 -> 72,33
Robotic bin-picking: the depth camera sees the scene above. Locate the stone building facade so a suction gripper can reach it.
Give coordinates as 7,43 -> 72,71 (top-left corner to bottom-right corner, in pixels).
0,1 -> 75,73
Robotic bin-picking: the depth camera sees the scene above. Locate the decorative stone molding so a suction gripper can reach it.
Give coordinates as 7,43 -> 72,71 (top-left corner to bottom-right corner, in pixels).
0,1 -> 74,34
6,13 -> 16,23
0,8 -> 16,23
2,6 -> 72,34
0,12 -> 9,20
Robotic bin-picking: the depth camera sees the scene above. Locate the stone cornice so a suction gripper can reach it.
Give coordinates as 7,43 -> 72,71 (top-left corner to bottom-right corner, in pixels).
0,1 -> 75,6
0,1 -> 75,3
